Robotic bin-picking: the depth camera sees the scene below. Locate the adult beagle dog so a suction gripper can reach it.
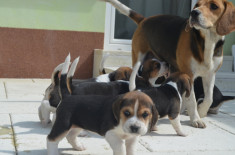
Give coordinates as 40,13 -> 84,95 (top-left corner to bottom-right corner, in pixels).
130,62 -> 191,136
102,0 -> 235,128
47,55 -> 158,155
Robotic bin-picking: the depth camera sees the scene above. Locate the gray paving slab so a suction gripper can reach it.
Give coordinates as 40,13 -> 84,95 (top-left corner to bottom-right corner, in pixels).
220,100 -> 235,116
0,81 -> 7,100
11,114 -> 149,155
0,114 -> 15,155
1,79 -> 235,155
2,79 -> 50,102
139,115 -> 235,154
0,102 -> 41,114
11,114 -> 49,155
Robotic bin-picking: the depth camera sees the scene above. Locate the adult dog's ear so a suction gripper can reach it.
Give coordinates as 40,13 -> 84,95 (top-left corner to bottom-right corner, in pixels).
150,105 -> 159,132
216,1 -> 235,35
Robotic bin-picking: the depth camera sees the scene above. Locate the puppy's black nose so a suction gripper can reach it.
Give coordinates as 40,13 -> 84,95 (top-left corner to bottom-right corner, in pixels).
130,125 -> 139,133
190,10 -> 200,18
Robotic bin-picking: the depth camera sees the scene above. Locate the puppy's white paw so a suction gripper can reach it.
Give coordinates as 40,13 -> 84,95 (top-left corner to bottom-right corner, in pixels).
41,120 -> 51,128
151,125 -> 158,131
73,141 -> 86,151
191,119 -> 206,128
78,130 -> 88,137
177,131 -> 188,137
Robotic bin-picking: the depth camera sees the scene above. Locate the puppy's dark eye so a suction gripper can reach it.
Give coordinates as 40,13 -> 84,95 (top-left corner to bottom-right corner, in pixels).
124,110 -> 131,117
210,3 -> 218,10
156,63 -> 161,69
142,112 -> 149,119
195,3 -> 199,8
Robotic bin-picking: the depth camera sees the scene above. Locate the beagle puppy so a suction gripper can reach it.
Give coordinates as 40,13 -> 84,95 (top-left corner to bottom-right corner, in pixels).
46,54 -> 167,126
137,52 -> 169,87
38,62 -> 64,127
130,62 -> 191,136
102,0 -> 235,128
194,77 -> 235,114
47,55 -> 158,155
65,54 -> 169,95
39,55 -> 132,127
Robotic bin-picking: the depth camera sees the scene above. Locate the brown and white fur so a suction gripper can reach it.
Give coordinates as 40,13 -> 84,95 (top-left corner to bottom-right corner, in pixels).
47,55 -> 158,155
101,0 -> 235,128
130,62 -> 191,136
39,55 -> 132,127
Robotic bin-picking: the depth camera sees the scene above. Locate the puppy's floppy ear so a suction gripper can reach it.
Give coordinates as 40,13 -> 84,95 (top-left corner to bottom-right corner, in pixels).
108,71 -> 116,81
112,95 -> 123,123
149,105 -> 159,132
216,1 -> 235,35
124,70 -> 131,81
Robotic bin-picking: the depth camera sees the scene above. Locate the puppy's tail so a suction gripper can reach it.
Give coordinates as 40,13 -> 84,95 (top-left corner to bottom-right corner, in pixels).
129,61 -> 141,91
60,53 -> 71,97
100,0 -> 144,24
51,63 -> 64,86
99,54 -> 109,74
222,96 -> 235,102
67,57 -> 80,94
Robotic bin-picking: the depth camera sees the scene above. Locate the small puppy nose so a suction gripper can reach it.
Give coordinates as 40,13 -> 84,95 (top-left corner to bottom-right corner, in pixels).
130,125 -> 139,133
190,10 -> 200,18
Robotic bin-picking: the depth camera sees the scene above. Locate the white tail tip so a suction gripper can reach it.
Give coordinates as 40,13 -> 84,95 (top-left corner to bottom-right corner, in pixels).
129,61 -> 141,91
68,56 -> 80,78
61,53 -> 71,75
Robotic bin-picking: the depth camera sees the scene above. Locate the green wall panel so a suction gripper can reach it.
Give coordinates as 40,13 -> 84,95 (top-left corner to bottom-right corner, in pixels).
223,0 -> 235,55
0,0 -> 106,32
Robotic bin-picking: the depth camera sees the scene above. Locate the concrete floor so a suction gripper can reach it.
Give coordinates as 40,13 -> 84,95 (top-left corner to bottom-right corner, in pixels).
0,78 -> 235,155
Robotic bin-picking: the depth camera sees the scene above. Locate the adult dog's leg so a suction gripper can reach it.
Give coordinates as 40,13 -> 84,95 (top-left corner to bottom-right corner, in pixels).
183,86 -> 206,128
198,73 -> 215,118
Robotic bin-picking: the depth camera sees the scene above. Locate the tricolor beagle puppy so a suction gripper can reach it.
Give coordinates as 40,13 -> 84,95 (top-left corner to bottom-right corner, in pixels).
39,55 -> 132,127
137,52 -> 169,87
38,62 -> 64,127
65,54 -> 169,95
102,0 -> 235,128
47,55 -> 158,155
129,62 -> 191,136
46,54 -> 167,126
194,77 -> 235,114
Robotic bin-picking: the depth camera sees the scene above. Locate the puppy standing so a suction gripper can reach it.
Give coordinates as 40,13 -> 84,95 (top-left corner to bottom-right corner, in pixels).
102,0 -> 235,128
38,63 -> 64,127
47,54 -> 158,155
130,62 -> 191,136
39,55 -> 132,127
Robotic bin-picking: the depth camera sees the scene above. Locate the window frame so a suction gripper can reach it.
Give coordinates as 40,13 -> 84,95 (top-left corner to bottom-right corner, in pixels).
103,0 -> 198,51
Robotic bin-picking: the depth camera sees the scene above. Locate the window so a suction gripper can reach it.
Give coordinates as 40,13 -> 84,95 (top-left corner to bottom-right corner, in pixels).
104,0 -> 198,51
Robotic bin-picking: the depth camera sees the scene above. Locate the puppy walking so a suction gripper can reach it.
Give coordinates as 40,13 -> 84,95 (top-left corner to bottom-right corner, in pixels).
47,55 -> 158,155
130,62 -> 191,136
